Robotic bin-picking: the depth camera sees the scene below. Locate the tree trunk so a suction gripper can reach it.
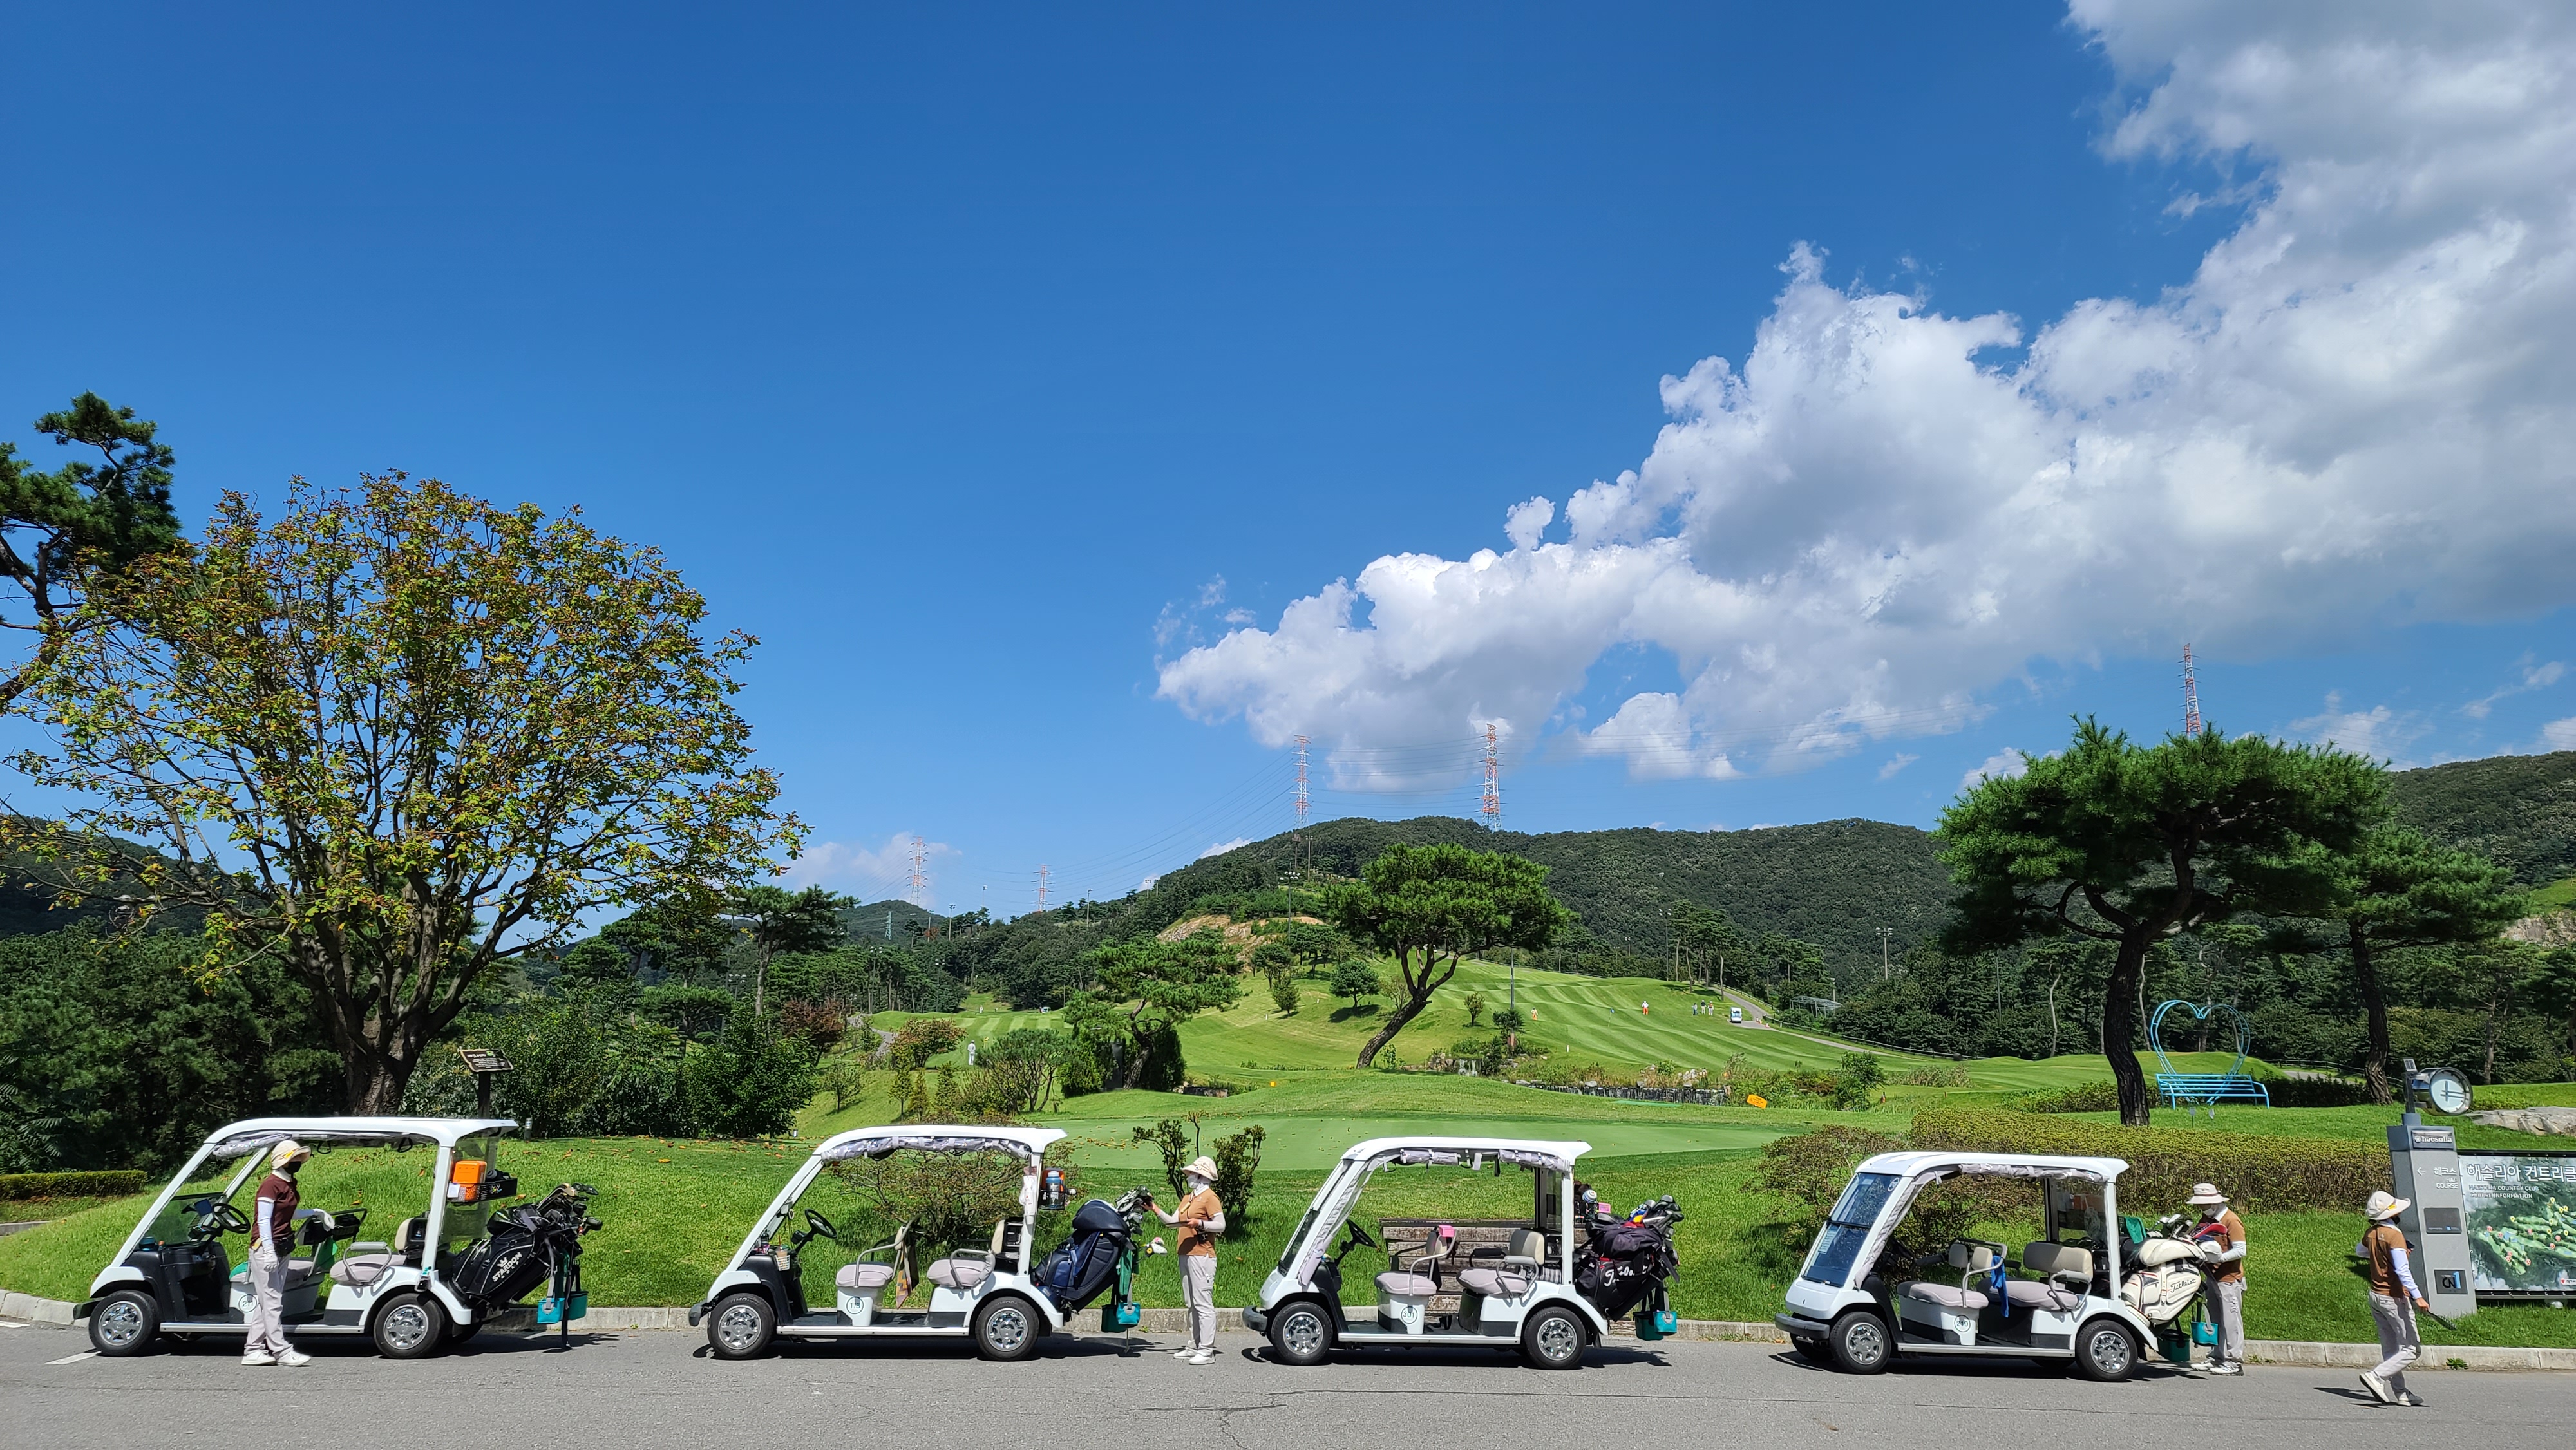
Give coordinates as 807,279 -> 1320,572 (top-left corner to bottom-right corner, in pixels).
2351,921 -> 2394,1104
1357,953 -> 1457,1069
2101,936 -> 2153,1127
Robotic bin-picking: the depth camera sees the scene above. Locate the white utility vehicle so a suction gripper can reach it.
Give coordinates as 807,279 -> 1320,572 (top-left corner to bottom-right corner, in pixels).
1244,1135 -> 1676,1371
1776,1150 -> 2159,1380
692,1124 -> 1141,1362
80,1116 -> 597,1359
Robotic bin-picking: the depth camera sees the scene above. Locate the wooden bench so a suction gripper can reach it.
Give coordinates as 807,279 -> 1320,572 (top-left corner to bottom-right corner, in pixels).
2154,1073 -> 2269,1107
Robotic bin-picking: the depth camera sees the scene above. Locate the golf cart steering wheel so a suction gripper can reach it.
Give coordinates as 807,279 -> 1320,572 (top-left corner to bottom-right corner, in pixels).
192,1198 -> 253,1238
1344,1221 -> 1377,1252
802,1209 -> 838,1243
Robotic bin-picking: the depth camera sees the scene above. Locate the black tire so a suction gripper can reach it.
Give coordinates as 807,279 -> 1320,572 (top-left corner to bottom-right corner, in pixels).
2072,1319 -> 2139,1382
1829,1310 -> 1892,1375
88,1290 -> 158,1357
706,1290 -> 777,1360
372,1292 -> 450,1359
1266,1300 -> 1334,1366
1520,1303 -> 1587,1370
971,1294 -> 1043,1362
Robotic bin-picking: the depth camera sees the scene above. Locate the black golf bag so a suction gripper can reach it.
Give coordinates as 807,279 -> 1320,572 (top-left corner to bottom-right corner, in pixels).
449,1216 -> 553,1308
1575,1211 -> 1680,1320
1034,1198 -> 1133,1312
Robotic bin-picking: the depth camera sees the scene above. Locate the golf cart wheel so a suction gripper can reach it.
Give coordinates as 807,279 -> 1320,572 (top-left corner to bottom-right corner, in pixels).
1520,1304 -> 1587,1370
1828,1310 -> 1891,1375
1267,1300 -> 1334,1367
2072,1319 -> 2139,1382
706,1291 -> 777,1360
88,1290 -> 158,1357
447,1319 -> 482,1346
373,1292 -> 450,1359
972,1294 -> 1041,1362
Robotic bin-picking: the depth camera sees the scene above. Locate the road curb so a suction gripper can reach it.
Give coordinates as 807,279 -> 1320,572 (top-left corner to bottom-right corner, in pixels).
2,1288 -> 2570,1369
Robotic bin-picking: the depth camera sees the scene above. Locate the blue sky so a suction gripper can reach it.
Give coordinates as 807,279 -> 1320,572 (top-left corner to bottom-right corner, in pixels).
6,3 -> 2573,916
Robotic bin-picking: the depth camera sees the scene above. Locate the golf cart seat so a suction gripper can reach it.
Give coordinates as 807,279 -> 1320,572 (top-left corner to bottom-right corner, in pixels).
2002,1242 -> 2090,1313
330,1245 -> 402,1288
1374,1272 -> 1438,1297
927,1218 -> 1007,1292
837,1262 -> 897,1292
1896,1241 -> 1998,1311
1456,1229 -> 1546,1299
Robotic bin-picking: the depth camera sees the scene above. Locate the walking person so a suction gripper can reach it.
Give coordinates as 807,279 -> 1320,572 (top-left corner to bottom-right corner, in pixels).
244,1140 -> 314,1368
2358,1190 -> 2431,1406
2186,1183 -> 2248,1375
1150,1155 -> 1226,1365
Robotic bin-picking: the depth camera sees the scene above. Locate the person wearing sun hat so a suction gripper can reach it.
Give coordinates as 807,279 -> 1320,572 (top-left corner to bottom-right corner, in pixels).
244,1140 -> 316,1368
2186,1182 -> 2248,1375
2358,1189 -> 2430,1406
1148,1155 -> 1227,1364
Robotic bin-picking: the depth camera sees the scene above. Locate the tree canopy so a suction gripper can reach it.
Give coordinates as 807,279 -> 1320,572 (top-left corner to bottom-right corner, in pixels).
5,473 -> 797,1110
0,393 -> 184,712
1938,719 -> 2383,1124
1325,842 -> 1569,1068
1063,930 -> 1241,1088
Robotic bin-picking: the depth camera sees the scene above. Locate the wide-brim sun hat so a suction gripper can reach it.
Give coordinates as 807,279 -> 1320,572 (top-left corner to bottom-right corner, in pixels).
2187,1182 -> 2229,1206
2367,1189 -> 2409,1221
1184,1155 -> 1219,1183
270,1140 -> 310,1171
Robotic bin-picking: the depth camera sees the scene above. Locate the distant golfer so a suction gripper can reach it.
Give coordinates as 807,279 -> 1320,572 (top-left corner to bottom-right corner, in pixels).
2186,1183 -> 2246,1375
246,1140 -> 315,1368
1150,1156 -> 1226,1365
2358,1190 -> 2430,1406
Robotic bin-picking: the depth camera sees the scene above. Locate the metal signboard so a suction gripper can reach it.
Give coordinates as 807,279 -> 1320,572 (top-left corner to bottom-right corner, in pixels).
2459,1151 -> 2576,1299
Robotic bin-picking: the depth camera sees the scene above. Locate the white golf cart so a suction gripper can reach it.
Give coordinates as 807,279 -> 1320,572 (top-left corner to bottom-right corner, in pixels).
692,1124 -> 1141,1362
1245,1136 -> 1648,1371
80,1116 -> 559,1359
1776,1150 -> 2157,1380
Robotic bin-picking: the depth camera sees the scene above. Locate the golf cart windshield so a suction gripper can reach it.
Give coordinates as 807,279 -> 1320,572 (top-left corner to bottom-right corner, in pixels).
1801,1172 -> 1900,1288
141,1154 -> 261,1248
437,1132 -> 511,1260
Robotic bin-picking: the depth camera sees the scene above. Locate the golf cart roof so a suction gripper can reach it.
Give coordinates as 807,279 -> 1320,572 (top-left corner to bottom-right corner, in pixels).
808,1124 -> 1068,1162
196,1116 -> 517,1157
1855,1149 -> 2130,1182
1337,1135 -> 1591,1167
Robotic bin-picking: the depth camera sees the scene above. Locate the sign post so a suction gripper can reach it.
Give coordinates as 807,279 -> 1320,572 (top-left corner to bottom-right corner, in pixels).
2387,1057 -> 2479,1320
456,1046 -> 515,1118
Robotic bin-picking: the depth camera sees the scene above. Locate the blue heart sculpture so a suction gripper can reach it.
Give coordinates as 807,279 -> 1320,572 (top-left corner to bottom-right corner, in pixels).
2148,998 -> 2252,1080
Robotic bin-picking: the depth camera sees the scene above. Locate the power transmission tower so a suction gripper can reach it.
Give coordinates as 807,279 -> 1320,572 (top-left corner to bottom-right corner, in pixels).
1877,926 -> 1894,981
907,834 -> 927,907
1292,733 -> 1311,876
1478,722 -> 1501,831
2181,643 -> 2203,737
1036,863 -> 1050,916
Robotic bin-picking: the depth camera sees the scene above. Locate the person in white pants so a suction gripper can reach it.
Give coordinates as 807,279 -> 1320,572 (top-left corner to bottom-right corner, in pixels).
2358,1190 -> 2430,1407
2186,1183 -> 2248,1375
1150,1155 -> 1227,1364
245,1140 -> 315,1368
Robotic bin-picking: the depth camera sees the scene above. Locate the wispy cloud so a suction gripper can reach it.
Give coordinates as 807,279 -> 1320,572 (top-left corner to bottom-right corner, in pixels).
2464,659 -> 2565,719
1879,753 -> 1920,781
1960,748 -> 2029,792
2291,694 -> 2430,764
1197,837 -> 1251,860
782,833 -> 953,903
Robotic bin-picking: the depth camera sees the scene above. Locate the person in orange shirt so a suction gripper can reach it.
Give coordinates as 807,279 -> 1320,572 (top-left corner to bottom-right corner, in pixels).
1150,1155 -> 1226,1364
2358,1190 -> 2431,1406
2186,1183 -> 2247,1375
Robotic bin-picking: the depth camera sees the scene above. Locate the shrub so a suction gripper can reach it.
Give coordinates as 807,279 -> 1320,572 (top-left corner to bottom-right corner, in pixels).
1212,1124 -> 1264,1225
0,1169 -> 145,1200
819,1054 -> 868,1113
1750,1125 -> 1901,1250
1908,1106 -> 2382,1211
829,1147 -> 1025,1253
1132,1119 -> 1191,1200
1463,990 -> 1487,1026
1833,1051 -> 1887,1110
1267,967 -> 1299,1016
887,1017 -> 963,1070
775,997 -> 850,1054
1897,1063 -> 1971,1088
2016,1080 -> 2121,1114
2257,1075 -> 2376,1108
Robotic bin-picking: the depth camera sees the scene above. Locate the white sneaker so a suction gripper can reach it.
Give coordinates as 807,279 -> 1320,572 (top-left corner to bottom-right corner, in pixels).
1170,1348 -> 1195,1359
276,1349 -> 313,1367
2358,1371 -> 2392,1404
240,1350 -> 277,1367
2209,1363 -> 2242,1376
1187,1350 -> 1217,1365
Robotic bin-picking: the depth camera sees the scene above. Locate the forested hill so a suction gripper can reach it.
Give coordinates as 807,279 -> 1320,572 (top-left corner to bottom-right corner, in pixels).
2387,749 -> 2576,886
1255,814 -> 1950,966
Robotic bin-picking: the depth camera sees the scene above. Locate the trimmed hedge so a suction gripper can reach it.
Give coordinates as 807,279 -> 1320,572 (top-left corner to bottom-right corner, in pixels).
0,1170 -> 146,1201
1908,1106 -> 2382,1212
2015,1081 -> 2120,1114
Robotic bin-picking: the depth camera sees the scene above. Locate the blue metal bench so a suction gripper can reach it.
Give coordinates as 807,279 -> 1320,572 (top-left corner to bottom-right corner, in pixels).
2154,1073 -> 2270,1107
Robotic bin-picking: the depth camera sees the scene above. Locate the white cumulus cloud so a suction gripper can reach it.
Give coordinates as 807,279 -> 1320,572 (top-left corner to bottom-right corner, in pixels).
2292,694 -> 2431,764
1155,1 -> 2576,784
2541,717 -> 2576,753
1197,837 -> 1252,860
1961,749 -> 2031,793
782,833 -> 953,903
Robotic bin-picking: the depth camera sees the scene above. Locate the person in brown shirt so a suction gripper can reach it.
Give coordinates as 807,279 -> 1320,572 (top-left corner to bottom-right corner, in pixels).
2186,1183 -> 2247,1375
2358,1190 -> 2430,1406
1150,1154 -> 1226,1364
245,1140 -> 315,1368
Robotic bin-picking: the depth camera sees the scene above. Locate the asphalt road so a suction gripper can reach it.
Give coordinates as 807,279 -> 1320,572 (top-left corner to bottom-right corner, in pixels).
3,1319 -> 2567,1450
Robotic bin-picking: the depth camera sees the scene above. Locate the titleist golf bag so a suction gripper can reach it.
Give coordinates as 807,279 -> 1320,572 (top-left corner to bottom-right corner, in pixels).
1035,1198 -> 1136,1312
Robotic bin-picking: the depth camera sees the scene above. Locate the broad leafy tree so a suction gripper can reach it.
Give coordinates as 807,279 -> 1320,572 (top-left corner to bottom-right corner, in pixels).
0,393 -> 184,711
5,473 -> 797,1111
1325,843 -> 1569,1069
1938,720 -> 2382,1125
1063,930 -> 1241,1088
2274,825 -> 2524,1101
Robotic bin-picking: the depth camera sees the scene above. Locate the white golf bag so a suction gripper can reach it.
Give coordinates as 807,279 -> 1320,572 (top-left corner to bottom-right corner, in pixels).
2119,1231 -> 2209,1328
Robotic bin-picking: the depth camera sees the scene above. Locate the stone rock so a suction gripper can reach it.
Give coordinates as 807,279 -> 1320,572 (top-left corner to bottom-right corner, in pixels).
2468,1106 -> 2576,1137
